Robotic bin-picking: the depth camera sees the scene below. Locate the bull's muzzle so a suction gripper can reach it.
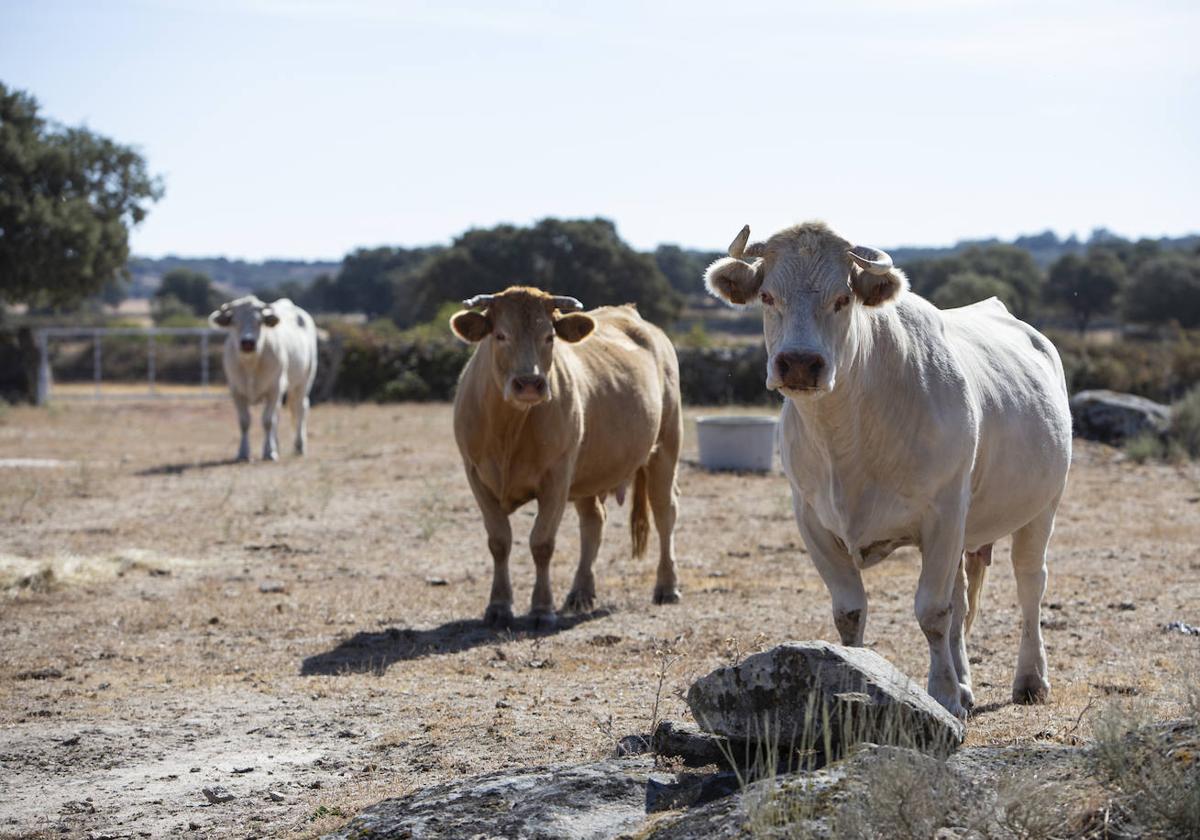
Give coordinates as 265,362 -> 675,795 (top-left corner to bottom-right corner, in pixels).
509,374 -> 549,405
772,351 -> 826,391
239,339 -> 256,353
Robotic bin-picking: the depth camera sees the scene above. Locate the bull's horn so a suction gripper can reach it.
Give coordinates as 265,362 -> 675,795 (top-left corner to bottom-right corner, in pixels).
847,244 -> 894,275
219,302 -> 231,311
462,294 -> 496,309
549,295 -> 584,312
261,306 -> 275,318
729,225 -> 751,258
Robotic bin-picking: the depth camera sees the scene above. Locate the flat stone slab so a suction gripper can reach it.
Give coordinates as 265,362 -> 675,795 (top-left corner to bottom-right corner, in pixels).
322,758 -> 654,840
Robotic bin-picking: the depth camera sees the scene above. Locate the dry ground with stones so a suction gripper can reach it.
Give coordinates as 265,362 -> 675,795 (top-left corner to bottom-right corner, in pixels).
1,400 -> 1198,839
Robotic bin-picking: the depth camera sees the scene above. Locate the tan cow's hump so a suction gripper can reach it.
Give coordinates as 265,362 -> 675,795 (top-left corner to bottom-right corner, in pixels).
584,305 -> 666,354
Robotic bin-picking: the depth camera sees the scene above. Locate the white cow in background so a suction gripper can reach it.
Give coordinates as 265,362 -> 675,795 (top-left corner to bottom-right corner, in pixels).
704,221 -> 1072,718
209,296 -> 318,461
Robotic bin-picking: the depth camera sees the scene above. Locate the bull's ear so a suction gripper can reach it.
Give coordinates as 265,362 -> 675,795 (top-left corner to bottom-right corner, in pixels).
450,310 -> 492,343
704,257 -> 763,306
553,313 -> 595,343
850,266 -> 908,307
209,307 -> 232,327
262,307 -> 280,327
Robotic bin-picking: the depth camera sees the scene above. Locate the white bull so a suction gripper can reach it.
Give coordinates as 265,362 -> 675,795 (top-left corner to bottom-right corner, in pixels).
704,222 -> 1072,718
209,296 -> 318,461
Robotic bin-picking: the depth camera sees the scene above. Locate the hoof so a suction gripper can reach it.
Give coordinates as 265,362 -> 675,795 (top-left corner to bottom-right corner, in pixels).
562,590 -> 595,613
483,603 -> 514,629
1012,675 -> 1050,705
959,684 -> 976,713
263,452 -> 279,462
653,586 -> 681,605
236,453 -> 250,463
529,610 -> 558,632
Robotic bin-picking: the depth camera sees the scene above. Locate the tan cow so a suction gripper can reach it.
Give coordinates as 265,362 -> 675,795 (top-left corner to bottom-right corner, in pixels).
450,286 -> 683,630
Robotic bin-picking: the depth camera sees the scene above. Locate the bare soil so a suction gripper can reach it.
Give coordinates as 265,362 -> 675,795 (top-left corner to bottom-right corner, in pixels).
1,401 -> 1198,839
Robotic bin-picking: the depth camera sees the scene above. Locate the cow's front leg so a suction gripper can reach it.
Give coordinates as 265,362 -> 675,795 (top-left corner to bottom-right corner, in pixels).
261,390 -> 281,461
291,388 -> 309,455
563,496 -> 604,613
466,469 -> 513,628
529,472 -> 570,631
796,500 -> 867,645
233,392 -> 252,462
917,497 -> 971,719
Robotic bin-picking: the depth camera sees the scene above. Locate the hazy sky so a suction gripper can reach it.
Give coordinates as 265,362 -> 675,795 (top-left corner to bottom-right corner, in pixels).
2,0 -> 1197,260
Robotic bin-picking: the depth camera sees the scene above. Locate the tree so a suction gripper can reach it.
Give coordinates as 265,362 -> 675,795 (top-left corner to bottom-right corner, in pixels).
397,218 -> 681,327
330,247 -> 441,318
0,83 -> 163,306
904,244 -> 1043,317
931,272 -> 1017,310
654,245 -> 722,294
1045,249 -> 1125,333
1123,254 -> 1200,328
155,268 -> 220,317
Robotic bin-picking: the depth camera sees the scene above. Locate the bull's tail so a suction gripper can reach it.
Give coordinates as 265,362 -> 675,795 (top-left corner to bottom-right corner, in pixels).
630,467 -> 651,559
964,543 -> 993,635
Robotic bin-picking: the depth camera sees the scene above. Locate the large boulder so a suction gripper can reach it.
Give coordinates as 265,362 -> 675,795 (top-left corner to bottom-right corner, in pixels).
322,758 -> 654,840
1069,389 -> 1170,445
686,642 -> 964,766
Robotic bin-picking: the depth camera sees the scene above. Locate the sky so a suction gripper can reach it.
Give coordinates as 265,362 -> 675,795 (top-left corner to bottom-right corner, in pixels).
2,0 -> 1198,261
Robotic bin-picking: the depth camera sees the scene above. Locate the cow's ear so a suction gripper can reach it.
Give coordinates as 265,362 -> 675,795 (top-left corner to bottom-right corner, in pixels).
704,257 -> 763,306
262,307 -> 280,327
450,310 -> 492,343
209,307 -> 233,327
850,266 -> 908,307
553,313 -> 595,343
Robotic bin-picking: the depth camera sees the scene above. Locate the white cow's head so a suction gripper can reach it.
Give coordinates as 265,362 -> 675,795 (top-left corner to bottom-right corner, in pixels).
210,295 -> 280,355
704,222 -> 907,398
448,286 -> 595,408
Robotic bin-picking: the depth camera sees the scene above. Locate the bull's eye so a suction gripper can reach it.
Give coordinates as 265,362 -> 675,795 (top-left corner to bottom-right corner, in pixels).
495,332 -> 508,342
834,294 -> 851,313
544,333 -> 554,345
760,292 -> 775,306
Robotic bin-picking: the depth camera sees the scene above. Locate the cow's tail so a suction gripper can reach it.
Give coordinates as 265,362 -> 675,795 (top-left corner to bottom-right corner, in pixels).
630,467 -> 651,559
964,544 -> 993,635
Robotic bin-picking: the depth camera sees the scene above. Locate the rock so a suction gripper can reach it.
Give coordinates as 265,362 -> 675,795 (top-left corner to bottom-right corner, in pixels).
1069,389 -> 1169,445
424,577 -> 449,586
258,580 -> 286,594
16,666 -> 63,680
322,758 -> 654,840
652,720 -> 738,768
614,734 -> 651,757
1163,620 -> 1200,637
645,771 -> 740,813
202,785 -> 235,804
268,790 -> 286,803
686,642 -> 964,766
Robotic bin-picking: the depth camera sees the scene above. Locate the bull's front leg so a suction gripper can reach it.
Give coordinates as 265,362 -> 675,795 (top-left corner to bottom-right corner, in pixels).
796,499 -> 867,645
233,392 -> 252,462
261,389 -> 282,461
916,491 -> 972,719
466,468 -> 514,628
529,471 -> 570,631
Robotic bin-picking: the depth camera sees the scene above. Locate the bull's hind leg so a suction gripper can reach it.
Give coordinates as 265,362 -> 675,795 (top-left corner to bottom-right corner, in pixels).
563,497 -> 605,613
645,443 -> 681,605
529,471 -> 570,631
1010,501 -> 1058,704
290,386 -> 310,455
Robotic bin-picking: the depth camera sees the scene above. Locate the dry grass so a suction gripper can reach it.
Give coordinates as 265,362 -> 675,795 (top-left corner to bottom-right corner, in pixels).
0,401 -> 1198,838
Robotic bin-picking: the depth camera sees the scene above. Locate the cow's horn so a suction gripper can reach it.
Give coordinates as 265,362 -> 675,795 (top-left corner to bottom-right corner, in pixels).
549,295 -> 584,312
462,294 -> 496,309
847,244 -> 894,275
729,225 -> 751,258
219,302 -> 230,311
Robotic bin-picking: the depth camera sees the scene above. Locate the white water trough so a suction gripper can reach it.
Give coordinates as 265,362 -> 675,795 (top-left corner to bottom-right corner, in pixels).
694,415 -> 778,472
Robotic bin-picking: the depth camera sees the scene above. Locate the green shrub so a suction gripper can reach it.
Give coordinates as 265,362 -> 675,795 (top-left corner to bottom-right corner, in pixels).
1170,385 -> 1200,458
1123,432 -> 1164,464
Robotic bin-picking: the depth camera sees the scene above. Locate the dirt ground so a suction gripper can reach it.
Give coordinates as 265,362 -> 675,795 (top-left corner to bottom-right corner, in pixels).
2,400 -> 1198,839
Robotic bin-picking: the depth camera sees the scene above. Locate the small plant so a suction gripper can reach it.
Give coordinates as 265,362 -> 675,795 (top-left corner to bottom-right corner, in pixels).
1171,384 -> 1200,458
1123,431 -> 1164,463
308,804 -> 346,822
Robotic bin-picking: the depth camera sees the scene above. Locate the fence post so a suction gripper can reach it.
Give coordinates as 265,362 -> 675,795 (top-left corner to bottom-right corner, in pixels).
201,332 -> 209,389
148,331 -> 157,395
36,330 -> 52,406
93,332 -> 102,398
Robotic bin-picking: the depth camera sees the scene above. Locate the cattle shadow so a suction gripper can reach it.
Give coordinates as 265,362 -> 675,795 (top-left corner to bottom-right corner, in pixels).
300,609 -> 612,676
135,458 -> 243,476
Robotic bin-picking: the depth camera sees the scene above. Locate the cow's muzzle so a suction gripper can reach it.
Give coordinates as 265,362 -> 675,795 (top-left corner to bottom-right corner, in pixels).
509,374 -> 549,405
239,339 -> 256,353
773,351 -> 826,391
